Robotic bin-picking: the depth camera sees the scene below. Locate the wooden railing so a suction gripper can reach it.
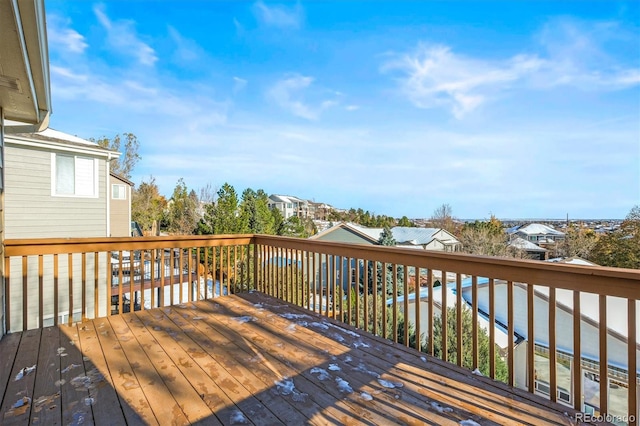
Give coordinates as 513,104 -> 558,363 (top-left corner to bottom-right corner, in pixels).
3,235 -> 255,330
4,233 -> 639,423
252,235 -> 640,424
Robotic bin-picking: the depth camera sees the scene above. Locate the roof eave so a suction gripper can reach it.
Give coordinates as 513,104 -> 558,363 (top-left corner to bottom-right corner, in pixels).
0,0 -> 51,130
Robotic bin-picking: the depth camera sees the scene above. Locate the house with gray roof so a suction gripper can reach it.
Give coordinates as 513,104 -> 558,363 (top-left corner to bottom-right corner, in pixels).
510,223 -> 565,244
311,222 -> 462,252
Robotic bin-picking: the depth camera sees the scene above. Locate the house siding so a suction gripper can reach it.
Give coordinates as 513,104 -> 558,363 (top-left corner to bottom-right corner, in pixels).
4,144 -> 107,238
109,175 -> 131,237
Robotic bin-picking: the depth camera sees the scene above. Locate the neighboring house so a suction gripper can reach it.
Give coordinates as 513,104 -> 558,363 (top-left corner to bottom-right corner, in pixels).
508,236 -> 548,260
398,276 -> 637,416
109,172 -> 134,237
3,129 -> 122,329
4,129 -> 121,238
268,194 -> 313,219
509,223 -> 565,244
547,257 -> 598,266
311,222 -> 462,252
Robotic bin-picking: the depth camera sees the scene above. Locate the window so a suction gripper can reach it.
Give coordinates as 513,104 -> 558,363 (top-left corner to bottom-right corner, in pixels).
52,153 -> 98,197
112,184 -> 127,200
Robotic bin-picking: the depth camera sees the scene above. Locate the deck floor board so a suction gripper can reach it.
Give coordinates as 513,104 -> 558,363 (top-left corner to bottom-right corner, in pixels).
30,326 -> 61,425
0,292 -> 594,425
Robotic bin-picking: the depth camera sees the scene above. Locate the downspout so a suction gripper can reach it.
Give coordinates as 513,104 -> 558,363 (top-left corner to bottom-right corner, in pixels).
106,152 -> 111,237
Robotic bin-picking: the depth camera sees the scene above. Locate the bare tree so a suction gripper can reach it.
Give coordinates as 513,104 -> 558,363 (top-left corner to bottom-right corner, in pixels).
430,203 -> 457,233
93,133 -> 141,179
199,182 -> 217,205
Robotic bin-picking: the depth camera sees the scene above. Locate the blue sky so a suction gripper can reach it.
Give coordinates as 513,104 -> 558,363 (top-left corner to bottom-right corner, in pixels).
45,1 -> 639,219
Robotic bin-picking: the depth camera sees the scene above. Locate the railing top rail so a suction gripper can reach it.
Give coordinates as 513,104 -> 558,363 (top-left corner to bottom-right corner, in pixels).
4,233 -> 638,298
4,234 -> 254,256
253,234 -> 640,299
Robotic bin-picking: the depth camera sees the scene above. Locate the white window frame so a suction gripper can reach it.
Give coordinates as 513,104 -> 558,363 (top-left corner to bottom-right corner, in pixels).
51,153 -> 99,198
112,183 -> 127,200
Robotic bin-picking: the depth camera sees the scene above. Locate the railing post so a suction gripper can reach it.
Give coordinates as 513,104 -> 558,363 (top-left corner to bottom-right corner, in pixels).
253,241 -> 258,292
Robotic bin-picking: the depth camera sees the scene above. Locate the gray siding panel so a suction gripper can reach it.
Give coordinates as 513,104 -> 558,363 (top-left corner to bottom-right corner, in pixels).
4,144 -> 107,238
109,175 -> 131,237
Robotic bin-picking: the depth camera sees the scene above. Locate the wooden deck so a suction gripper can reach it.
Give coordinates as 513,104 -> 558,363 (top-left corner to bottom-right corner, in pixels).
0,292 -> 590,425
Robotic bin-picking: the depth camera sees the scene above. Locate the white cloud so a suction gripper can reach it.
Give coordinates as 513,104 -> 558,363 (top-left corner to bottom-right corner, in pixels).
382,44 -> 544,119
253,1 -> 303,29
168,26 -> 206,63
267,74 -> 338,120
93,4 -> 157,66
383,19 -> 639,118
345,105 -> 360,111
47,15 -> 88,54
233,76 -> 248,93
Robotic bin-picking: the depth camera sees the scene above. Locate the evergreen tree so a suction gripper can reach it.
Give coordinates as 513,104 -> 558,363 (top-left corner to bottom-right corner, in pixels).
378,226 -> 396,246
397,216 -> 413,227
433,306 -> 509,383
239,188 -> 275,234
199,183 -> 240,234
166,178 -> 199,234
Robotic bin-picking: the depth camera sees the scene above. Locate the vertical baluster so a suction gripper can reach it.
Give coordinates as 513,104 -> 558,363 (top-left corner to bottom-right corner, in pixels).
392,263 -> 398,343
312,252 -> 317,314
382,262 -> 388,339
599,294 -> 608,415
160,249 -> 165,306
528,283 -> 535,393
22,256 -> 27,330
508,280 -> 515,387
303,251 -> 309,309
179,248 -> 185,303
38,255 -> 43,328
218,246 -> 223,296
150,249 -> 156,307
456,273 -> 463,368
333,255 -> 338,320
572,290 -> 581,411
226,245 -> 231,294
488,278 -> 495,379
415,267 -> 421,352
196,247 -> 201,301
427,269 -> 433,355
548,286 -> 557,401
372,261 -> 378,336
5,256 -> 11,331
472,276 -> 478,371
233,245 -> 238,293
169,248 -> 174,306
403,265 -> 409,347
347,257 -> 352,326
94,252 -> 99,319
54,254 -> 59,325
338,256 -> 344,320
364,259 -> 369,333
295,250 -> 300,306
442,270 -> 448,362
628,299 -> 637,425
355,258 -> 361,329
68,253 -> 73,326
140,249 -> 146,310
107,258 -> 112,316
82,253 -> 87,321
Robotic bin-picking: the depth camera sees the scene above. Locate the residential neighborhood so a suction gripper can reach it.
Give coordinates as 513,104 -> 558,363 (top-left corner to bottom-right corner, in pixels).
0,1 -> 637,425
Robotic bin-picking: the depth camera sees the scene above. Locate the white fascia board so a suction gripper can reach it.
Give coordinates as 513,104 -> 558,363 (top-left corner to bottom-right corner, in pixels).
6,135 -> 121,158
